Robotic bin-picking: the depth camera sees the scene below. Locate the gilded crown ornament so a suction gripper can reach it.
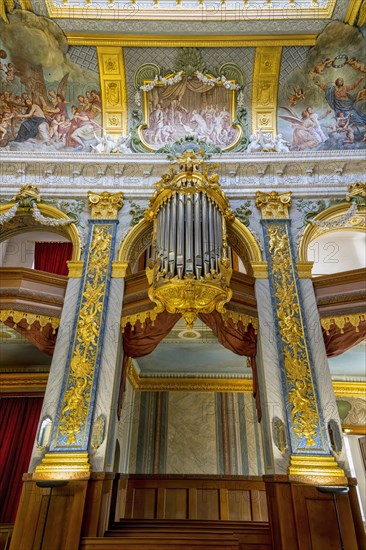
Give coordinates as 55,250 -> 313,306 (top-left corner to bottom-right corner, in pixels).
145,151 -> 233,329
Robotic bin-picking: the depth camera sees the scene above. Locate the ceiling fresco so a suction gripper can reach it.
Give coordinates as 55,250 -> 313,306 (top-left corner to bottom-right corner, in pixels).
0,3 -> 365,153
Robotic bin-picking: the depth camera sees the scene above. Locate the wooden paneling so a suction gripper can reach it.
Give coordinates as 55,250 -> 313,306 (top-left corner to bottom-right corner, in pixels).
265,477 -> 360,550
227,490 -> 251,521
164,489 -> 188,519
9,477 -> 88,550
197,489 -> 220,520
121,475 -> 268,523
0,525 -> 13,550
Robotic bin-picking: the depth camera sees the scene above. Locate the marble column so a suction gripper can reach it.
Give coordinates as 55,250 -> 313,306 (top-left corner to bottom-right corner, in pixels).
33,191 -> 124,480
254,191 -> 347,484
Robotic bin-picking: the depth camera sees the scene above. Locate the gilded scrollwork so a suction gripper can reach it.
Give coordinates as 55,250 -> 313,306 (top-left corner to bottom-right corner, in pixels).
265,222 -> 324,450
56,224 -> 113,446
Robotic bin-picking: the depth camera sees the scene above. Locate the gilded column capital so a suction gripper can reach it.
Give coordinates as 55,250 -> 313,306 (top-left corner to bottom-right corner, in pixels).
88,191 -> 124,219
255,191 -> 292,219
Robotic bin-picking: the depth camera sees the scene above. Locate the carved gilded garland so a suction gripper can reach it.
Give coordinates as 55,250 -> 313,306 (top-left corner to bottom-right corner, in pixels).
264,221 -> 327,452
53,223 -> 115,448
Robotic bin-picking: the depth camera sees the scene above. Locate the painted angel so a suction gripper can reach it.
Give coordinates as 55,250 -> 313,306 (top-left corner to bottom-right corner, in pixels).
279,107 -> 323,150
288,86 -> 305,107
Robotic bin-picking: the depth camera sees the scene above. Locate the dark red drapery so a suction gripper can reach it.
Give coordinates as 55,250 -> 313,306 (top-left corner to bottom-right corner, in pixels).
2,318 -> 57,356
34,242 -> 73,276
323,320 -> 366,358
119,309 -> 261,421
0,396 -> 43,523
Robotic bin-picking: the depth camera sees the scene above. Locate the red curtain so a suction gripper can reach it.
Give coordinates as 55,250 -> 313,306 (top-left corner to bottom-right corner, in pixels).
323,320 -> 366,358
0,396 -> 43,523
34,242 -> 73,276
118,311 -> 181,417
2,318 -> 57,356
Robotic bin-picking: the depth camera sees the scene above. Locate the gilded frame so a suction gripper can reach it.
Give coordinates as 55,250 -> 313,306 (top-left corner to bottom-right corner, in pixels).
137,75 -> 242,152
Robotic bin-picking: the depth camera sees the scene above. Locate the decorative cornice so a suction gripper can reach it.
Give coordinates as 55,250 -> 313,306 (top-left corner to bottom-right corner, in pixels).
344,0 -> 363,25
0,372 -> 48,393
127,363 -> 254,393
0,150 -> 364,200
0,267 -> 67,287
342,425 -> 366,435
333,381 -> 366,397
66,33 -> 318,47
1,370 -> 363,397
127,363 -> 365,397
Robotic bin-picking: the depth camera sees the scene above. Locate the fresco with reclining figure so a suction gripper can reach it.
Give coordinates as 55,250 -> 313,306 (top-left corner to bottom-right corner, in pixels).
0,10 -> 101,151
278,21 -> 366,151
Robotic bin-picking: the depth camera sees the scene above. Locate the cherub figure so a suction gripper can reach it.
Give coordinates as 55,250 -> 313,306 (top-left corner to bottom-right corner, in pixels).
5,63 -> 14,83
0,111 -> 13,140
309,57 -> 333,79
346,58 -> 366,73
288,86 -> 305,107
92,129 -> 116,154
115,131 -> 132,153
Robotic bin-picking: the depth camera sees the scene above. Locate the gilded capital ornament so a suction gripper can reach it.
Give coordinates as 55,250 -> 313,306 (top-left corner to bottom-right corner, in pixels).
255,191 -> 292,219
88,191 -> 124,219
346,182 -> 366,207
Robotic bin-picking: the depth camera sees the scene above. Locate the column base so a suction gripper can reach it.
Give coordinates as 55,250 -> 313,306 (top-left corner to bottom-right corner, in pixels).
33,452 -> 91,481
288,454 -> 347,485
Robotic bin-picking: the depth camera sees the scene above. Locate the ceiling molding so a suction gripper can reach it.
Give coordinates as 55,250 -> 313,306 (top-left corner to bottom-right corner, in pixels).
0,372 -> 48,393
66,33 -> 317,47
344,0 -> 363,25
332,381 -> 366,397
127,362 -> 254,393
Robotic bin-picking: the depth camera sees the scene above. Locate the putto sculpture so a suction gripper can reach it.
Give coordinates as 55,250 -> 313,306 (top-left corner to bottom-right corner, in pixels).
246,129 -> 290,153
92,130 -> 132,154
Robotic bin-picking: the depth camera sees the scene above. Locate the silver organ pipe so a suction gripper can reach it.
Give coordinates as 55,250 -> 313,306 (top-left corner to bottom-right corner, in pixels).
202,194 -> 210,277
157,207 -> 165,263
163,198 -> 170,273
154,191 -> 225,280
169,194 -> 177,275
177,193 -> 185,279
208,200 -> 216,273
194,192 -> 202,279
185,195 -> 193,274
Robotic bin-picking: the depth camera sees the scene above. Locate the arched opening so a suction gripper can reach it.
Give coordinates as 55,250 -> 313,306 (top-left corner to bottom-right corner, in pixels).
306,230 -> 366,276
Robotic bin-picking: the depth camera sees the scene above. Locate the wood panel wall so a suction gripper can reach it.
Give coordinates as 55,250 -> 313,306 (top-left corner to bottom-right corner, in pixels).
121,475 -> 268,522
